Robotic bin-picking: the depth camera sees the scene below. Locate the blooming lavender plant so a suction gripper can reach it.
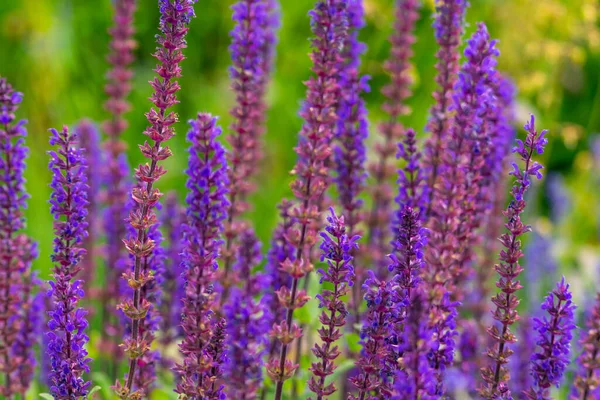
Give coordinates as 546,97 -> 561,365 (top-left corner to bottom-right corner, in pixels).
524,277 -> 576,399
423,0 -> 467,217
175,113 -> 229,399
364,0 -> 419,270
0,77 -> 39,396
480,114 -> 549,399
266,2 -> 348,398
220,0 -> 280,300
46,126 -> 91,398
308,209 -> 357,399
348,272 -> 397,399
101,0 -> 137,369
224,229 -> 270,399
115,1 -> 195,397
75,120 -> 103,289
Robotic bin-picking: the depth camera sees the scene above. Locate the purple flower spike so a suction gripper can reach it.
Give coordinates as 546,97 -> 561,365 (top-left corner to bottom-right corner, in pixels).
0,77 -> 38,397
348,272 -> 397,399
220,0 -> 280,298
75,120 -> 103,291
395,129 -> 428,218
524,277 -> 576,399
423,0 -> 467,218
175,113 -> 229,399
308,209 -> 357,399
46,126 -> 91,399
115,1 -> 195,397
266,2 -> 348,398
100,0 -> 137,367
365,0 -> 419,271
224,229 -> 270,399
572,293 -> 600,400
479,114 -> 549,399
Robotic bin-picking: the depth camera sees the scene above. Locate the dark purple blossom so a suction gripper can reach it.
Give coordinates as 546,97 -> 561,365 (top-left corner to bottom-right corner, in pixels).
224,229 -> 270,399
395,129 -> 428,219
46,126 -> 91,399
480,114 -> 549,399
175,113 -> 229,399
524,277 -> 576,399
266,2 -> 348,398
423,0 -> 467,218
364,0 -> 419,271
115,1 -> 196,397
75,120 -> 103,291
101,0 -> 137,364
0,77 -> 37,396
308,209 -> 357,399
348,272 -> 397,399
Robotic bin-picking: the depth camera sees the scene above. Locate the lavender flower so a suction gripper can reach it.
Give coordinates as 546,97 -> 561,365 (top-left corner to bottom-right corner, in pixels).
266,2 -> 347,398
511,315 -> 535,397
423,0 -> 467,217
0,77 -> 37,396
572,293 -> 600,400
101,0 -> 137,363
46,126 -> 91,398
175,113 -> 229,399
364,0 -> 419,270
480,115 -> 549,399
224,229 -> 270,399
348,272 -> 397,399
75,120 -> 103,290
524,277 -> 576,399
308,209 -> 357,399
158,192 -> 185,354
115,1 -> 195,397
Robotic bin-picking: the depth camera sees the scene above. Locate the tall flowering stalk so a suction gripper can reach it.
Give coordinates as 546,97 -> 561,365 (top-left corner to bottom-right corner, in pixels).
572,293 -> 600,400
348,272 -> 396,399
0,77 -> 38,396
76,120 -> 103,291
479,115 -> 549,399
101,0 -> 137,361
266,2 -> 347,398
334,0 -> 369,328
422,0 -> 467,218
175,113 -> 229,399
224,229 -> 270,399
524,277 -> 576,399
308,209 -> 357,399
220,0 -> 280,299
395,129 -> 427,216
46,126 -> 91,399
115,1 -> 195,397
364,0 -> 419,269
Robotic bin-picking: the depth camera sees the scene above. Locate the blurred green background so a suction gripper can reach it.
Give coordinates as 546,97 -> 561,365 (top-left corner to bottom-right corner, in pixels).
1,0 -> 599,397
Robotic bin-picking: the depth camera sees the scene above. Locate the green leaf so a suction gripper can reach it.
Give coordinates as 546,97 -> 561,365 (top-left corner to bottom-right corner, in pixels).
91,372 -> 113,400
87,386 -> 102,399
39,394 -> 54,400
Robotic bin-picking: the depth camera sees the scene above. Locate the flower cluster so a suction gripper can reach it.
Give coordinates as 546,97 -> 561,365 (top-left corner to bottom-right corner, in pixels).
308,209 -> 357,399
223,229 -> 270,398
220,0 -> 280,298
480,115 -> 549,399
266,2 -> 348,398
116,1 -> 196,397
364,0 -> 420,270
0,77 -> 38,397
175,113 -> 229,399
46,126 -> 91,398
524,277 -> 576,399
